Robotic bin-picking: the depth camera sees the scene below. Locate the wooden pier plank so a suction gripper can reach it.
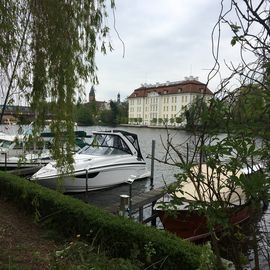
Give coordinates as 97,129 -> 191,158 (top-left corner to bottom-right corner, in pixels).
104,186 -> 165,214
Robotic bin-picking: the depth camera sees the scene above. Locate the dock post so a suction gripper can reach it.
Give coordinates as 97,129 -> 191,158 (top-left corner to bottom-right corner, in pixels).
85,169 -> 88,199
4,152 -> 7,171
139,207 -> 143,222
151,200 -> 157,227
129,182 -> 132,218
0,152 -> 8,170
126,175 -> 136,218
150,140 -> 155,189
150,140 -> 156,224
186,143 -> 189,163
119,195 -> 130,217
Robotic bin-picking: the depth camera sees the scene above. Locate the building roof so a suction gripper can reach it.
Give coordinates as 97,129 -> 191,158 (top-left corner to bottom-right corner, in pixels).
128,79 -> 214,98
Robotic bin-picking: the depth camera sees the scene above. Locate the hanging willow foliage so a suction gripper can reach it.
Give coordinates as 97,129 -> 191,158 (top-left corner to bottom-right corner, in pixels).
0,0 -> 114,171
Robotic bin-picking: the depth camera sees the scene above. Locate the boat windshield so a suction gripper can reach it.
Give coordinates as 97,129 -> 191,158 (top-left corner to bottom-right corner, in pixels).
78,133 -> 132,156
0,140 -> 14,149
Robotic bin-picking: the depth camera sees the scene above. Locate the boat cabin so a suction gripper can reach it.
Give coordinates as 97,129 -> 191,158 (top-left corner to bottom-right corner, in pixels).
78,130 -> 144,159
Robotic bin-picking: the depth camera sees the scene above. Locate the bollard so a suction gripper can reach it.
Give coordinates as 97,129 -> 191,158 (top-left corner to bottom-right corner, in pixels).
126,175 -> 136,218
119,194 -> 130,217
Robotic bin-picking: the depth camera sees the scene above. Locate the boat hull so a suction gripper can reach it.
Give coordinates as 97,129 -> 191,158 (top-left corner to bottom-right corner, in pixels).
33,163 -> 150,193
156,205 -> 251,242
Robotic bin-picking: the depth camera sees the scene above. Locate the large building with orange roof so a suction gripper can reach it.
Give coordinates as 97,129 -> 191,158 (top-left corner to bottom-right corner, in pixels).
128,76 -> 214,126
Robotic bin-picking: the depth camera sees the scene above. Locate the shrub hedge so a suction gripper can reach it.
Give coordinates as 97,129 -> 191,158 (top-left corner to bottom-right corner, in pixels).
0,171 -> 202,269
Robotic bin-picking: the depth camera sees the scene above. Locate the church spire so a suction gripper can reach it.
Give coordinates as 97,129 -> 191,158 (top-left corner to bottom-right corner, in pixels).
89,86 -> 95,102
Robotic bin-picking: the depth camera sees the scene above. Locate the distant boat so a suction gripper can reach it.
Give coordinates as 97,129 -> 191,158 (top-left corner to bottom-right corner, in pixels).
30,130 -> 150,193
154,163 -> 262,242
0,129 -> 92,170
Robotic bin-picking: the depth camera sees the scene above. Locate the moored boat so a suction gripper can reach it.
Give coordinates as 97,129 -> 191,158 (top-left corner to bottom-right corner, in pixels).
0,129 -> 92,170
154,163 -> 262,242
30,130 -> 150,192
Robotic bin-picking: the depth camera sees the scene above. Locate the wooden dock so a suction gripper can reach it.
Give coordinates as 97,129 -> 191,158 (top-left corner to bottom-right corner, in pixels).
104,186 -> 165,225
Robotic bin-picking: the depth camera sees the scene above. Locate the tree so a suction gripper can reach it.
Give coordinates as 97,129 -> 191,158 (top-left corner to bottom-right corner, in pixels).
184,97 -> 208,130
231,84 -> 268,131
0,0 -> 114,170
151,118 -> 157,125
159,1 -> 270,269
116,99 -> 128,124
99,109 -> 113,125
175,116 -> 182,126
109,100 -> 118,126
75,104 -> 94,126
158,118 -> 163,125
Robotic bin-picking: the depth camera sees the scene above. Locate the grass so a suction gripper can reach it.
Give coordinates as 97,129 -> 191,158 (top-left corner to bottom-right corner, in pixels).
0,196 -> 144,270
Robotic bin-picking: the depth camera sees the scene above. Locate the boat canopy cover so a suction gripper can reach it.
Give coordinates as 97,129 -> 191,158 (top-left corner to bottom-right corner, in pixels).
92,130 -> 144,159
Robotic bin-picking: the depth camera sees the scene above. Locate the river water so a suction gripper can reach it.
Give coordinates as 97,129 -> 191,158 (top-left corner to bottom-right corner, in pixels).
70,127 -> 196,206
1,124 -> 270,268
73,125 -> 191,207
0,124 -> 190,206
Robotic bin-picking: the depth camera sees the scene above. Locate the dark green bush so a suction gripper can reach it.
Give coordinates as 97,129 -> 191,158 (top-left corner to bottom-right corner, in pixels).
0,171 -> 202,269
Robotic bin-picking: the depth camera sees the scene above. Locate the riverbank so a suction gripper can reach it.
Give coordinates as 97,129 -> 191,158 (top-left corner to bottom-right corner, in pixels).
0,197 -> 60,269
0,196 -> 143,270
119,123 -> 185,130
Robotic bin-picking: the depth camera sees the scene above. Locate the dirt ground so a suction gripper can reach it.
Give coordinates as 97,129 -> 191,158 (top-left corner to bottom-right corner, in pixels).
0,197 -> 62,270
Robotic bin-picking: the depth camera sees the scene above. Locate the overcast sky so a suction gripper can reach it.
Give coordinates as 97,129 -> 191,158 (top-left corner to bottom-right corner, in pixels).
87,0 -> 246,102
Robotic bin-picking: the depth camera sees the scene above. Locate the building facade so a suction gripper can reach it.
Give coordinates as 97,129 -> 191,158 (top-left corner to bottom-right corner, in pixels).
128,77 -> 214,126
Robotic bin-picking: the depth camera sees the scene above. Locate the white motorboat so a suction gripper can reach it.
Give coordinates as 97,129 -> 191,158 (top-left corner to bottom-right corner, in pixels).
0,133 -> 48,169
0,129 -> 92,170
31,130 -> 150,192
